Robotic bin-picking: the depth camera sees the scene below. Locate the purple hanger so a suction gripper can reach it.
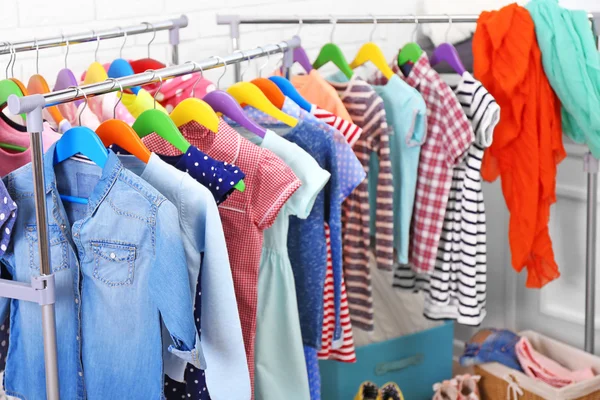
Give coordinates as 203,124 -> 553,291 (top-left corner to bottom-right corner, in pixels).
54,68 -> 82,107
293,47 -> 313,73
203,90 -> 267,138
430,43 -> 466,76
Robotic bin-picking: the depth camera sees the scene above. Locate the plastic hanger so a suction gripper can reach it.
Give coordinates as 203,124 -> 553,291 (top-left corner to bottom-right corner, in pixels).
132,71 -> 191,153
169,62 -> 219,133
27,39 -> 69,129
225,52 -> 297,128
398,16 -> 423,68
54,87 -> 109,204
349,16 -> 395,80
52,36 -> 82,107
96,79 -> 151,163
247,49 -> 285,109
429,16 -> 466,75
107,30 -> 141,94
83,32 -> 109,85
269,76 -> 311,112
312,16 -> 354,79
288,19 -> 313,73
0,43 -> 26,123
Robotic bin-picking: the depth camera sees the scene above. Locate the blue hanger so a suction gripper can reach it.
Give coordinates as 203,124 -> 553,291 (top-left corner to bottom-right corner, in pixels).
269,76 -> 311,112
108,59 -> 140,94
53,87 -> 109,204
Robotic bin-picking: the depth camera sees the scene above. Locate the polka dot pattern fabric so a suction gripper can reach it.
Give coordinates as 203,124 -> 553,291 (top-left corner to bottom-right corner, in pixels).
0,181 -> 16,373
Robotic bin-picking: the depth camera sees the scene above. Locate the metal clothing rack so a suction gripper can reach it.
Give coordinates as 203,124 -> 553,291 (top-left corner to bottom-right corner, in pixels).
0,15 -> 188,65
217,13 -> 600,354
0,36 -> 300,400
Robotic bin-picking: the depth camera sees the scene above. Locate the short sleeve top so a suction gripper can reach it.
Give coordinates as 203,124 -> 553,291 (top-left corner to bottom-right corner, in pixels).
148,118 -> 301,393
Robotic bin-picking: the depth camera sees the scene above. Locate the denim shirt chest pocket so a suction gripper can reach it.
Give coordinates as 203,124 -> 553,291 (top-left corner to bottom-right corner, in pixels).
25,224 -> 69,274
90,241 -> 137,287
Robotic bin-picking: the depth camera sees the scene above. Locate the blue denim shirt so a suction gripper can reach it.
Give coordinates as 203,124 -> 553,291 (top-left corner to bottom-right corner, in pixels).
0,145 -> 203,400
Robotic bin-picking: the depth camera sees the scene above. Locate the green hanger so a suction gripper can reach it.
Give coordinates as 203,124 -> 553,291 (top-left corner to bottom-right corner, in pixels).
0,79 -> 26,120
0,142 -> 26,152
398,43 -> 423,67
313,43 -> 354,79
312,17 -> 354,79
132,109 -> 191,154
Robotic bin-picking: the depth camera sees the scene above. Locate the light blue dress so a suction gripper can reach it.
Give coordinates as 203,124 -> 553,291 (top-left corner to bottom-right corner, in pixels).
249,130 -> 330,400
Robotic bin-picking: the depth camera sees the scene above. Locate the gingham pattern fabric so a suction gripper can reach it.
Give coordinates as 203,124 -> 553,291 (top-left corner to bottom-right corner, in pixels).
375,54 -> 474,274
311,106 -> 363,148
144,119 -> 301,396
394,73 -> 500,326
317,223 -> 357,363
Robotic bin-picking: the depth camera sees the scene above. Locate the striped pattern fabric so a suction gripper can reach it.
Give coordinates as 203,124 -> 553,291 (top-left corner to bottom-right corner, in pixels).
317,223 -> 357,362
312,106 -> 363,148
394,73 -> 500,326
328,76 -> 394,331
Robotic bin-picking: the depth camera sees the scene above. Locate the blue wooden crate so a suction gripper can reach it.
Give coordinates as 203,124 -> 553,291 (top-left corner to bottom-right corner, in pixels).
320,322 -> 454,400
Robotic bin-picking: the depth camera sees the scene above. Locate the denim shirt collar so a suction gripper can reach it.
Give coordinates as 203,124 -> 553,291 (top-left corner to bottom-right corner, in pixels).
43,143 -> 123,216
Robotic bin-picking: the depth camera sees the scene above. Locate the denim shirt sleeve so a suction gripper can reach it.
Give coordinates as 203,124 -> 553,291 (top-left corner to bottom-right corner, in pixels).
151,201 -> 206,369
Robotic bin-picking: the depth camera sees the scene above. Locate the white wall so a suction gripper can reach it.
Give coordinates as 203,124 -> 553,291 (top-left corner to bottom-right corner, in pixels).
4,0 -> 600,352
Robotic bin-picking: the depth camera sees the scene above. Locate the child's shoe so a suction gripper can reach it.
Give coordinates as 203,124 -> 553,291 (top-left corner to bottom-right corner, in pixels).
432,379 -> 459,400
379,382 -> 404,400
456,374 -> 480,400
354,381 -> 379,400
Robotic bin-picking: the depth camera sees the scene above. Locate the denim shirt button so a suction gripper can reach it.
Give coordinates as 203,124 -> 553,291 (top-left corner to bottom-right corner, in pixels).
60,224 -> 66,230
110,252 -> 116,259
78,371 -> 83,377
75,298 -> 79,304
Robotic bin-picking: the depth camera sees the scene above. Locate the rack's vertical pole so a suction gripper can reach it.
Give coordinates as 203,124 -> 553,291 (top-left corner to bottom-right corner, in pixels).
584,20 -> 599,354
281,36 -> 295,80
169,26 -> 180,65
229,18 -> 241,82
585,153 -> 598,354
28,105 -> 60,399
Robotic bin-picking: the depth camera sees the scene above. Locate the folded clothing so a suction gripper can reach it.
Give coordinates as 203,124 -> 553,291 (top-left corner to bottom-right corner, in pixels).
516,336 -> 595,388
460,329 -> 523,372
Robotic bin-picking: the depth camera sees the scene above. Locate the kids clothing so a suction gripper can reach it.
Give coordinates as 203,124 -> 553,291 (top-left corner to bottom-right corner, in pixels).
474,4 -> 565,288
145,119 -> 301,395
291,70 -> 353,123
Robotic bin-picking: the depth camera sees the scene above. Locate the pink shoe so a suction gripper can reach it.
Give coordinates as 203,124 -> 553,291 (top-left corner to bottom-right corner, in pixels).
432,379 -> 459,400
455,375 -> 481,400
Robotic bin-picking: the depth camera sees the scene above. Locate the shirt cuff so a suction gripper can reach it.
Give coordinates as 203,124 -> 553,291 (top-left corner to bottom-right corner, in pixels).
168,331 -> 206,370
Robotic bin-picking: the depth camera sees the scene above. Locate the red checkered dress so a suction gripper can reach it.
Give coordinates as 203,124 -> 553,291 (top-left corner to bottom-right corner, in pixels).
402,55 -> 474,274
143,119 -> 301,396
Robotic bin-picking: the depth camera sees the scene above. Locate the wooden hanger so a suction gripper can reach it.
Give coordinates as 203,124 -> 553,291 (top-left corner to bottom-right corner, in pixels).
96,79 -> 151,163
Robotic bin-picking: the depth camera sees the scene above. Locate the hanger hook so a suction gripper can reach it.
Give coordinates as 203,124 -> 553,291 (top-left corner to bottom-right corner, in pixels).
34,38 -> 39,75
68,85 -> 88,127
330,15 -> 337,42
107,78 -> 124,119
10,43 -> 16,79
211,56 -> 227,89
370,14 -> 378,42
412,15 -> 419,42
257,46 -> 270,78
274,43 -> 285,70
191,62 -> 204,98
145,69 -> 163,109
142,22 -> 156,59
233,50 -> 250,81
119,28 -> 127,59
445,14 -> 452,43
92,30 -> 100,62
62,34 -> 70,69
295,15 -> 303,37
3,42 -> 12,79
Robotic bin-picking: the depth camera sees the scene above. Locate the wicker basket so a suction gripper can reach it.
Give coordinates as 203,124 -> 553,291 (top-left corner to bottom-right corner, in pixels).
473,331 -> 600,400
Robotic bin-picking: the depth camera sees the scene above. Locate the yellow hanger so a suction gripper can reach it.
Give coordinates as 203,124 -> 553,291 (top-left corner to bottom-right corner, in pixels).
350,42 -> 395,80
227,82 -> 297,127
349,16 -> 395,80
169,63 -> 219,133
84,61 -> 109,85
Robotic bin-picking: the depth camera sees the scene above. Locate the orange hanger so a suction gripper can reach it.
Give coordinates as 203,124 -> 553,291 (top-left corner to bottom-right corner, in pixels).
9,78 -> 27,95
96,80 -> 151,163
251,78 -> 285,109
27,75 -> 66,127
